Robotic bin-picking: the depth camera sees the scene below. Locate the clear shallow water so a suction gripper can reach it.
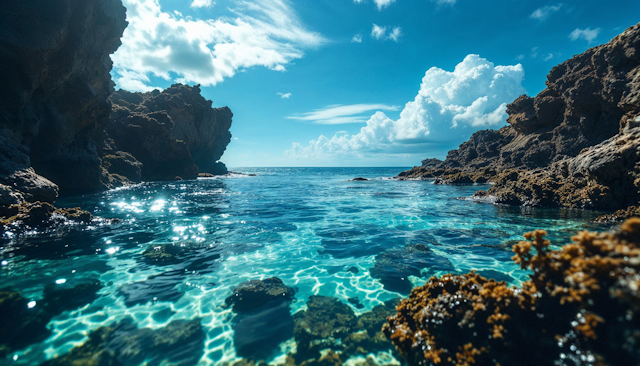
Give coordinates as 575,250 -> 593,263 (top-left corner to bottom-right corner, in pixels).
0,167 -> 607,365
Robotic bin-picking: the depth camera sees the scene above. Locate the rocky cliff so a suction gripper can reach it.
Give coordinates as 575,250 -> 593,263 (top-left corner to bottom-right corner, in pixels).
401,22 -> 640,212
105,85 -> 232,182
0,0 -> 233,207
0,0 -> 128,197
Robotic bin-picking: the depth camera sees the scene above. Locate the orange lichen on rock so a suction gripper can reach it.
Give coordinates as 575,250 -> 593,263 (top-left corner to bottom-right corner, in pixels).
384,218 -> 640,366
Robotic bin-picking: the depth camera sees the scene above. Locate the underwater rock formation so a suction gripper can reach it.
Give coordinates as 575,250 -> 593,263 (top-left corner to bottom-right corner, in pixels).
0,281 -> 103,358
370,244 -> 454,294
400,22 -> 640,211
226,278 -> 296,359
105,84 -> 233,181
384,219 -> 640,366
41,317 -> 205,366
293,296 -> 357,361
225,277 -> 296,313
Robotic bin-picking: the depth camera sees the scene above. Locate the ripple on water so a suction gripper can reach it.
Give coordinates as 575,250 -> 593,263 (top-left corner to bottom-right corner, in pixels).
0,168 -> 608,365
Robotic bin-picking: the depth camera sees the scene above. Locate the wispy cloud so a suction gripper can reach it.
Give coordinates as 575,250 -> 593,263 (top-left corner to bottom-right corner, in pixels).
530,4 -> 563,20
569,27 -> 600,43
288,104 -> 400,124
433,0 -> 456,5
354,0 -> 396,10
190,0 -> 214,8
112,0 -> 325,91
277,92 -> 292,99
351,33 -> 363,43
371,24 -> 387,40
544,53 -> 554,61
388,27 -> 402,42
371,24 -> 402,42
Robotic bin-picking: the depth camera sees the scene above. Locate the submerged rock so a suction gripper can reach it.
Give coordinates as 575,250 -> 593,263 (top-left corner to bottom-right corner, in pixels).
226,277 -> 296,359
369,244 -> 454,294
0,201 -> 94,234
384,219 -> 640,366
118,271 -> 184,307
41,317 -> 205,366
141,244 -> 185,265
225,277 -> 296,313
0,281 -> 103,358
350,177 -> 369,181
293,296 -> 356,361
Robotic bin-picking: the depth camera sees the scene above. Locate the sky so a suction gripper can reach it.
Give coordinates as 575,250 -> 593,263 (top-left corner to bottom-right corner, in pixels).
110,0 -> 640,167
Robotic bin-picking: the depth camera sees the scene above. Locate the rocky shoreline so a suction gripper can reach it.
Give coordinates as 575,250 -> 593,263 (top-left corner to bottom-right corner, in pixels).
399,22 -> 640,221
0,0 -> 233,230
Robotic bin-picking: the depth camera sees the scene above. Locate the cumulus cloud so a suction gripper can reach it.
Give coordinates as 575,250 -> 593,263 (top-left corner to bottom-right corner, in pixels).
285,55 -> 526,160
288,104 -> 400,124
277,92 -> 292,99
569,27 -> 600,43
351,33 -> 363,43
530,4 -> 563,20
112,0 -> 324,91
191,0 -> 214,8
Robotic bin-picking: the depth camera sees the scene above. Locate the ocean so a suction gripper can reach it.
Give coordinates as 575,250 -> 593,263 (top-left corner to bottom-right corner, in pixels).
0,167 -> 605,365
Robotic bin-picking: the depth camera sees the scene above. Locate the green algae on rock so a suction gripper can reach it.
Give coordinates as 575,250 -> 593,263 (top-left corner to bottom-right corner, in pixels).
225,277 -> 296,313
384,218 -> 640,366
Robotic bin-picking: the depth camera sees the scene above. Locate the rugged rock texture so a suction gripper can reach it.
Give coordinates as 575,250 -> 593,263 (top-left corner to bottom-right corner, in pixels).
400,22 -> 640,211
384,219 -> 640,366
225,277 -> 296,313
0,0 -> 127,195
105,84 -> 232,181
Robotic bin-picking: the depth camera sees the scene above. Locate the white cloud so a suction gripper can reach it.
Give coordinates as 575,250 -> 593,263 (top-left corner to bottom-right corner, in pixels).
288,104 -> 400,124
388,27 -> 402,42
277,92 -> 292,99
544,53 -> 554,61
516,54 -> 525,60
285,55 -> 526,160
354,0 -> 396,10
433,0 -> 456,5
373,0 -> 396,10
569,27 -> 600,43
530,4 -> 563,20
371,24 -> 387,40
191,0 -> 214,8
112,0 -> 324,91
371,24 -> 401,41
351,33 -> 363,43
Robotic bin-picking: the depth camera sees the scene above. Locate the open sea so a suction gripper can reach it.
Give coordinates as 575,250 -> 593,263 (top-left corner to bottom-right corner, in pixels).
0,167 -> 606,365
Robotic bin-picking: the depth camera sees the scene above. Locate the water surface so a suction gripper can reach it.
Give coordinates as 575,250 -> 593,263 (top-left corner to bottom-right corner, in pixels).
0,167 -> 605,365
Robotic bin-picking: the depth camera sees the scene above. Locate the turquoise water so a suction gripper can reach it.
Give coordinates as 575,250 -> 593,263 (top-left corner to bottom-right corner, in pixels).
0,167 -> 605,365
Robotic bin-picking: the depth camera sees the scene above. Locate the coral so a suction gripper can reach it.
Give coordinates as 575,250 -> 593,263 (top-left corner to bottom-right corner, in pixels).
384,219 -> 640,366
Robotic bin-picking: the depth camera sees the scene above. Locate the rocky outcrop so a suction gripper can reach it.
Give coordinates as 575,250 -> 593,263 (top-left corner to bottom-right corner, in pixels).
384,219 -> 640,366
0,0 -> 127,195
105,84 -> 232,181
400,22 -> 640,212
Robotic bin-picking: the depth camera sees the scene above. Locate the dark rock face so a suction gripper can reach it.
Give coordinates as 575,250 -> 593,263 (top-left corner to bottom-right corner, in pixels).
41,317 -> 206,366
105,85 -> 233,181
401,23 -> 640,212
0,0 -> 128,195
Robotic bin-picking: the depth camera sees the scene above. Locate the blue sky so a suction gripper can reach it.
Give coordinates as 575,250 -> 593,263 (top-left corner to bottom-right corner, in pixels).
111,0 -> 640,167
